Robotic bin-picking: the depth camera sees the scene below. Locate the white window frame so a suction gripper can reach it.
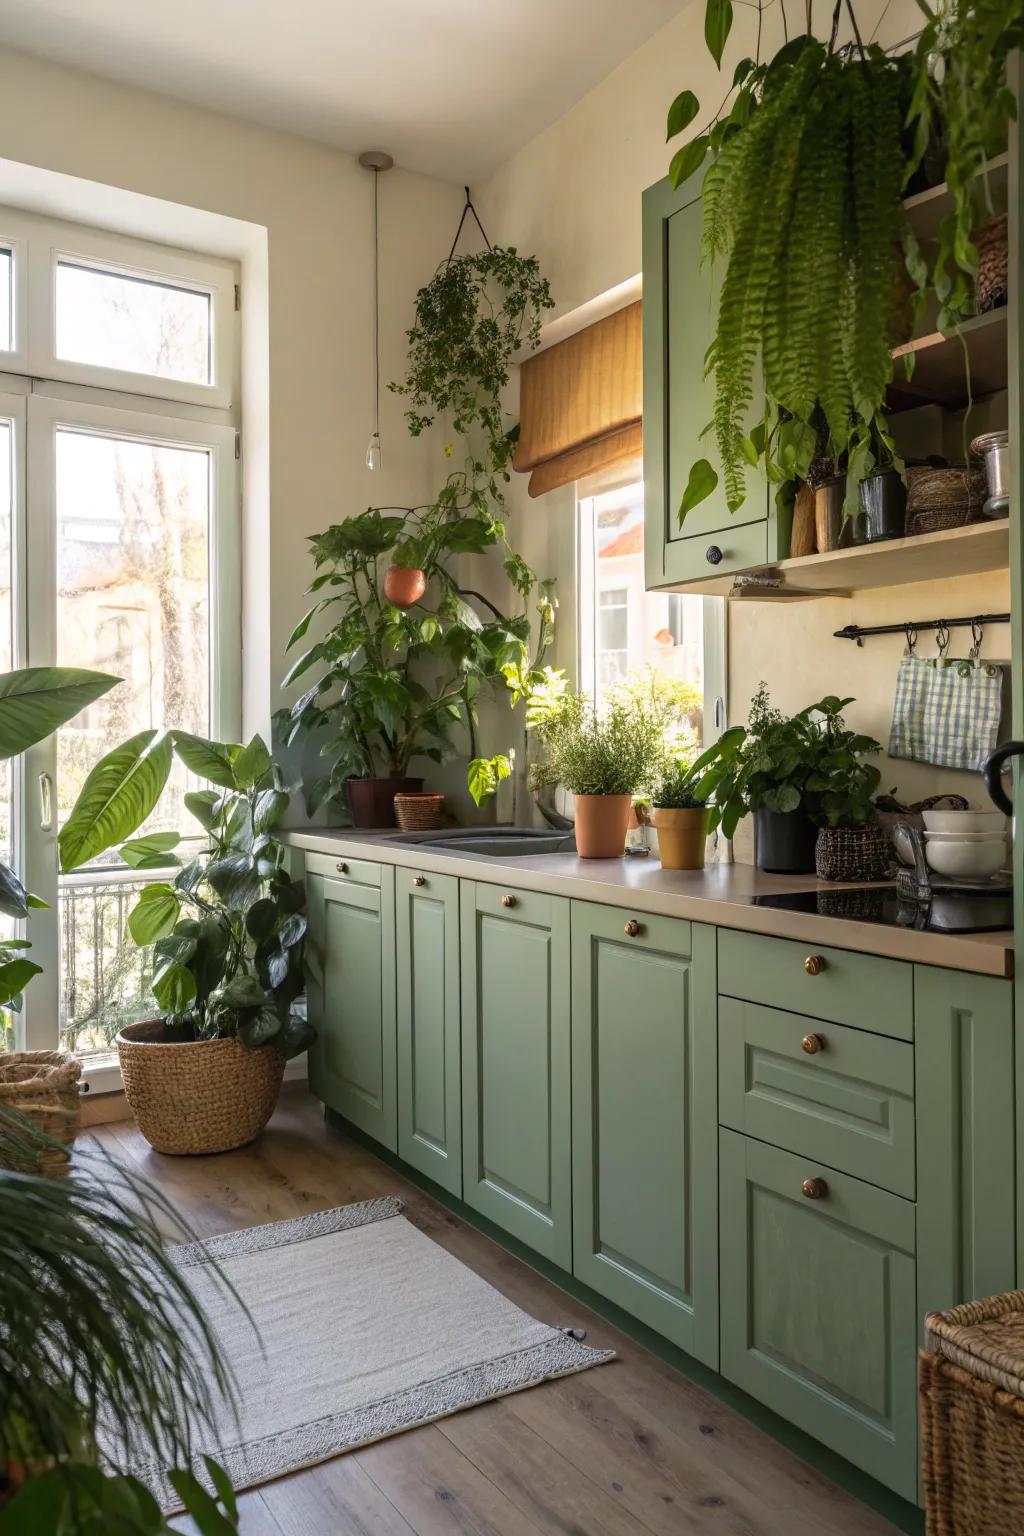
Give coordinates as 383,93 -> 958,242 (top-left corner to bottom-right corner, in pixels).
0,205 -> 238,409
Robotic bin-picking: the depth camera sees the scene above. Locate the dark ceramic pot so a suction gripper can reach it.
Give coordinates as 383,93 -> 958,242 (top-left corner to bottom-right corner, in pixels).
754,808 -> 818,874
346,776 -> 424,829
853,470 -> 906,544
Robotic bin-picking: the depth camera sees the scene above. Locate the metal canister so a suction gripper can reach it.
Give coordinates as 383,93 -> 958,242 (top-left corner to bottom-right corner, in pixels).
970,430 -> 1010,518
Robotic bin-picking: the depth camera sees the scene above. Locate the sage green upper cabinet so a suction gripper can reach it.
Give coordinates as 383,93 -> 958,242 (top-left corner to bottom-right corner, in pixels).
643,173 -> 780,590
306,868 -> 397,1151
571,906 -> 718,1365
395,866 -> 462,1197
719,1129 -> 919,1501
460,882 -> 572,1268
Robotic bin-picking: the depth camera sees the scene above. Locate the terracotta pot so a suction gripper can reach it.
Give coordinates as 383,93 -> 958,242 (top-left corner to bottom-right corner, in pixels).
116,1022 -> 285,1156
653,806 -> 707,871
573,794 -> 632,858
383,565 -> 427,608
346,776 -> 423,828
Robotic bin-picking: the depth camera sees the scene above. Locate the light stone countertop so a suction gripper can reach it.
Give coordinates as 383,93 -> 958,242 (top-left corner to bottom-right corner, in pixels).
282,828 -> 1014,979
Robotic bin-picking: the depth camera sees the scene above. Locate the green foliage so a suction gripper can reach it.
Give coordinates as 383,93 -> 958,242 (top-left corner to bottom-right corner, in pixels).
530,692 -> 666,799
690,685 -> 881,837
605,668 -> 702,761
653,759 -> 708,810
283,245 -> 557,810
0,1105 -> 243,1534
60,733 -> 312,1059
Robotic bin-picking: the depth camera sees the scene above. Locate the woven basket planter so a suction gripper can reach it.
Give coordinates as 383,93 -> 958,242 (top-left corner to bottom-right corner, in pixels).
393,792 -> 445,832
815,823 -> 891,883
116,1021 -> 284,1155
921,1291 -> 1024,1534
974,213 -> 1008,313
906,464 -> 987,536
0,1050 -> 81,1173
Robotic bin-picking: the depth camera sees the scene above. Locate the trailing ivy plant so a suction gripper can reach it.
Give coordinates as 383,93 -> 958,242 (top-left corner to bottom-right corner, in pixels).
281,244 -> 557,810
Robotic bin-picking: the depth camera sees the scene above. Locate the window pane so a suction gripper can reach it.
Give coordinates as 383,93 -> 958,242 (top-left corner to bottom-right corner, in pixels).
55,426 -> 212,1055
0,251 -> 12,352
581,479 -> 704,756
0,421 -> 13,1049
55,261 -> 212,384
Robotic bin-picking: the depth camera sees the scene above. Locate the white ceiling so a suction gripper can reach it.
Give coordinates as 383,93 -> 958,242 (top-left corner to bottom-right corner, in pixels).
0,0 -> 687,181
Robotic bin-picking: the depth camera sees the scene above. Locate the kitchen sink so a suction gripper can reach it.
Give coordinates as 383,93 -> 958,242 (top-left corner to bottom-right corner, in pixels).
386,827 -> 575,858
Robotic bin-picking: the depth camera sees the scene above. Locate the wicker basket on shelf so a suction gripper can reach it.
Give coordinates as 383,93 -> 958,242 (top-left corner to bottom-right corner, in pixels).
0,1050 -> 81,1173
393,792 -> 445,832
921,1290 -> 1024,1533
974,213 -> 1008,313
906,465 -> 987,536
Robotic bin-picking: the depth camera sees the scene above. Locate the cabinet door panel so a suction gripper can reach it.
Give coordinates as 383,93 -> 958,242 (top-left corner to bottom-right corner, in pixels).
719,1129 -> 918,1500
460,881 -> 571,1266
307,870 -> 396,1150
396,867 -> 461,1195
572,906 -> 717,1363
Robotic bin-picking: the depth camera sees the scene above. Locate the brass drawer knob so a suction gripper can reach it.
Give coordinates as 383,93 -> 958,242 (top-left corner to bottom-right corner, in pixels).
804,954 -> 826,976
413,875 -> 426,887
624,919 -> 641,937
501,894 -> 516,908
801,1032 -> 825,1055
336,861 -> 348,875
802,1177 -> 828,1200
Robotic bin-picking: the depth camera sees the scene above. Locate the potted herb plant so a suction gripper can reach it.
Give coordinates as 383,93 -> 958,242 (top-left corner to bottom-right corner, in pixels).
530,692 -> 664,858
59,729 -> 313,1155
806,706 -> 887,881
651,760 -> 708,871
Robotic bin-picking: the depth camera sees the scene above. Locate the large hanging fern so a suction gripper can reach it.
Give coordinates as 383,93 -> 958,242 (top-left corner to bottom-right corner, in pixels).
671,36 -> 910,519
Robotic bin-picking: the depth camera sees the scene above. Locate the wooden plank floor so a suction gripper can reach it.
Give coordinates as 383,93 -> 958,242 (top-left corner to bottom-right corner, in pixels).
92,1085 -> 902,1536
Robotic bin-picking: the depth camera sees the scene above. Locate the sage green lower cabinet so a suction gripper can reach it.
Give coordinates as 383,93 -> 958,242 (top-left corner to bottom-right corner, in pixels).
306,868 -> 397,1151
719,1128 -> 919,1501
460,882 -> 572,1267
395,866 -> 462,1197
571,906 -> 719,1365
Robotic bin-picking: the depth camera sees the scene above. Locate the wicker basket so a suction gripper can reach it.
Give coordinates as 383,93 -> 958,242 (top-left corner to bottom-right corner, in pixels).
974,213 -> 1008,313
0,1050 -> 81,1173
906,465 -> 987,537
921,1291 -> 1024,1533
815,823 -> 891,883
393,792 -> 445,832
116,1021 -> 284,1155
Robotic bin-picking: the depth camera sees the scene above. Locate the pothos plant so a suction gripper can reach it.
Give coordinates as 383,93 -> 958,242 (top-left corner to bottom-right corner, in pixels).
280,244 -> 557,810
666,0 -> 1022,526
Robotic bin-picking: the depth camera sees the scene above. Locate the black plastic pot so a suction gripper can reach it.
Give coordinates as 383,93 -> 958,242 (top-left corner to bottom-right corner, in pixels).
754,808 -> 818,874
852,470 -> 907,544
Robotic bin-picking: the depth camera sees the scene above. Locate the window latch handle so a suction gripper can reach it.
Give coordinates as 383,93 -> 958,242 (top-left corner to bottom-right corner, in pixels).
39,772 -> 53,832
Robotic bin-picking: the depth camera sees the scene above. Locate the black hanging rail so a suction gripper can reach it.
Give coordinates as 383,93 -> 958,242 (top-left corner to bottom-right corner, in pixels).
834,613 -> 1011,644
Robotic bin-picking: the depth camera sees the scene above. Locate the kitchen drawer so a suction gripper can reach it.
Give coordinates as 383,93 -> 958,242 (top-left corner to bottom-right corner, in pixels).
304,850 -> 383,887
718,929 -> 913,1041
719,1128 -> 918,1501
719,998 -> 915,1197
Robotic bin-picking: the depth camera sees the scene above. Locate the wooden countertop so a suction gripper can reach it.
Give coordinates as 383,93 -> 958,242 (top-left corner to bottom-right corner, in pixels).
282,830 -> 1014,979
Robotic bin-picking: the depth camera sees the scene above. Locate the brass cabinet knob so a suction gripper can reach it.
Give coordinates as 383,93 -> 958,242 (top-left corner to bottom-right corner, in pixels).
501,894 -> 516,908
413,875 -> 426,887
801,1033 -> 825,1055
804,954 -> 826,976
336,861 -> 348,875
624,919 -> 641,937
802,1177 -> 828,1200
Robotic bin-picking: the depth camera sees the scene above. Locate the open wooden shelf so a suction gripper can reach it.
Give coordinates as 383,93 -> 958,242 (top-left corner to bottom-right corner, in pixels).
903,153 -> 1009,243
888,308 -> 1007,411
676,519 -> 1009,600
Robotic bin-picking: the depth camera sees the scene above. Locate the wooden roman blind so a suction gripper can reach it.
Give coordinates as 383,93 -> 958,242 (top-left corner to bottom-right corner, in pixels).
513,301 -> 642,498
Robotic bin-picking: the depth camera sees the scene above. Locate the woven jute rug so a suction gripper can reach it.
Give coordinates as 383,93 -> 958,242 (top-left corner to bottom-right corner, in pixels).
132,1196 -> 613,1510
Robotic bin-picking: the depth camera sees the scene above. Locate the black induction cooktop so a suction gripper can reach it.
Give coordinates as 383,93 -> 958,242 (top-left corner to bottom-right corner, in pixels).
751,884 -> 1013,934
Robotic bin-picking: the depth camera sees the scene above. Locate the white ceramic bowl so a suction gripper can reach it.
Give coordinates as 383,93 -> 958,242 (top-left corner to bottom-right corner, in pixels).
923,829 -> 1008,843
924,838 -> 1007,878
922,809 -> 1006,835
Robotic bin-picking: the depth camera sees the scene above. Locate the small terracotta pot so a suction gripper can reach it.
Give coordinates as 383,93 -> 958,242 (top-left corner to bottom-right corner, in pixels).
653,807 -> 707,871
383,565 -> 427,608
573,794 -> 632,858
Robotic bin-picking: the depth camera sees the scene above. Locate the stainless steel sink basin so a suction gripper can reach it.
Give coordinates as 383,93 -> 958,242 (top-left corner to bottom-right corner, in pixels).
386,827 -> 575,858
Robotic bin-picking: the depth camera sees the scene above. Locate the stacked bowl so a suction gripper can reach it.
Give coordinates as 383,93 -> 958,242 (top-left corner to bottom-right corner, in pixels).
921,809 -> 1008,879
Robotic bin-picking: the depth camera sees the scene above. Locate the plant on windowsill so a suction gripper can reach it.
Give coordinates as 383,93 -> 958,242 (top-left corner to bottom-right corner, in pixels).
0,1105 -> 244,1534
651,761 -> 709,872
528,691 -> 665,858
280,242 -> 558,828
58,728 -> 313,1155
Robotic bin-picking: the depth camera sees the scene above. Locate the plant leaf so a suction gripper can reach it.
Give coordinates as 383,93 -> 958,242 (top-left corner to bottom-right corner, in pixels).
0,860 -> 31,920
705,0 -> 733,67
59,730 -> 173,872
678,458 -> 719,523
152,960 -> 197,1014
232,734 -> 272,790
119,831 -> 182,870
173,732 -> 240,790
0,667 -> 118,758
666,89 -> 700,141
669,135 -> 709,190
127,884 -> 181,946
0,957 -> 42,1007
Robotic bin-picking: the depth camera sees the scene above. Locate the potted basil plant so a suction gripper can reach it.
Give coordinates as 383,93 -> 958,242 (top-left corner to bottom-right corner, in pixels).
651,760 -> 709,871
59,729 -> 313,1155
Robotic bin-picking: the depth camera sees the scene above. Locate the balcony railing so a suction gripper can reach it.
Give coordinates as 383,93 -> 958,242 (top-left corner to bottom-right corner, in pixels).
59,873 -> 156,1055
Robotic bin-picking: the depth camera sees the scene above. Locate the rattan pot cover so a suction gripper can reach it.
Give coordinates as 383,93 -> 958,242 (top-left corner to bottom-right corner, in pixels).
815,823 -> 891,883
116,1021 -> 284,1155
0,1050 -> 81,1173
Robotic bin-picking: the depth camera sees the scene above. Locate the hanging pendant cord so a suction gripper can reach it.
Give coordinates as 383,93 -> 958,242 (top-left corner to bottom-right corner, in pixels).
372,167 -> 381,438
446,186 -> 493,264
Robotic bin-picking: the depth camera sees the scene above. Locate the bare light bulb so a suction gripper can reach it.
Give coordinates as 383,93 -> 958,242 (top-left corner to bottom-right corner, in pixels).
365,431 -> 381,471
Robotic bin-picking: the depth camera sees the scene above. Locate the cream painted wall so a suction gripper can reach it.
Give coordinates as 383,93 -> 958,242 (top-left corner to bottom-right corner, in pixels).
478,1 -> 1010,851
0,46 -> 464,739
